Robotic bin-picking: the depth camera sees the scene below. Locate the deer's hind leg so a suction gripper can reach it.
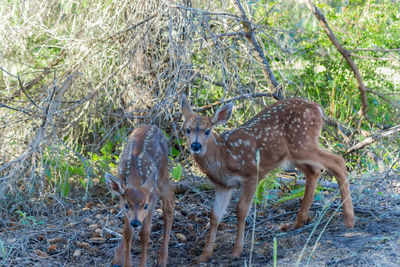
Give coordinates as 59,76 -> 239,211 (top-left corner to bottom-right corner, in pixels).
288,148 -> 354,229
313,149 -> 354,227
158,180 -> 175,267
294,163 -> 321,229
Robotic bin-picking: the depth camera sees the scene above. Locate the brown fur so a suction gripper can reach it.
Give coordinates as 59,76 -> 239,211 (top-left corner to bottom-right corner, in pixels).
106,125 -> 175,267
181,95 -> 354,263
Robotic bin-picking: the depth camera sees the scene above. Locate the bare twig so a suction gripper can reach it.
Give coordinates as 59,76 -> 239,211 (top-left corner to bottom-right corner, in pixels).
194,92 -> 272,111
0,102 -> 34,117
102,227 -> 122,238
350,54 -> 400,61
17,76 -> 41,109
346,125 -> 400,155
232,0 -> 283,101
349,48 -> 400,53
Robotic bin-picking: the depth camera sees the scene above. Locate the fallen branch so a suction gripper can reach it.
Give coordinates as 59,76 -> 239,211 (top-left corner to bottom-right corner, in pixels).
102,227 -> 122,239
350,54 -> 399,61
345,124 -> 400,155
349,48 -> 400,53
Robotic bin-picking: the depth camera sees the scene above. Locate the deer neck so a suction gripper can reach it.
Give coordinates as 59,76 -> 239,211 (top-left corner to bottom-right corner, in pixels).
193,133 -> 227,180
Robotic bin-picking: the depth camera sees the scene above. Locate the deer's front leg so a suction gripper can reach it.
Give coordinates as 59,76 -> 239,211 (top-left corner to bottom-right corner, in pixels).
232,181 -> 257,258
139,209 -> 153,267
199,186 -> 233,263
112,218 -> 133,267
112,236 -> 125,267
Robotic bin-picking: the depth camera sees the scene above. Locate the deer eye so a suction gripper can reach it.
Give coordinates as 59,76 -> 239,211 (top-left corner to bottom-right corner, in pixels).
185,128 -> 191,134
205,129 -> 210,136
144,204 -> 148,210
124,203 -> 129,210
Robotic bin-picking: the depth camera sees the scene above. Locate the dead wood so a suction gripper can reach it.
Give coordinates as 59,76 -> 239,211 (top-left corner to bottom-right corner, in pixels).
345,124 -> 400,155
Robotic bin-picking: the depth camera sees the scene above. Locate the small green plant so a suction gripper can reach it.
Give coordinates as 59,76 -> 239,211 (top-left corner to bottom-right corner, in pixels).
90,140 -> 118,184
15,210 -> 44,226
44,146 -> 89,197
254,170 -> 280,205
255,171 -> 324,205
273,237 -> 277,267
171,163 -> 182,181
164,132 -> 183,181
0,239 -> 6,258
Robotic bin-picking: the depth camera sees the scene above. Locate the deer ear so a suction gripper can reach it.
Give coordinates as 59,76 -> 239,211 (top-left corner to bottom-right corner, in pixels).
211,102 -> 233,125
105,173 -> 126,196
181,94 -> 194,121
143,169 -> 157,193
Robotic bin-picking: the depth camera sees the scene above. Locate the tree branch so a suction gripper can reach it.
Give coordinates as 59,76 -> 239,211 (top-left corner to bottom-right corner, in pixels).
232,0 -> 283,101
345,125 -> 400,155
349,48 -> 400,53
305,0 -> 368,117
350,54 -> 399,61
194,92 -> 273,112
0,102 -> 34,117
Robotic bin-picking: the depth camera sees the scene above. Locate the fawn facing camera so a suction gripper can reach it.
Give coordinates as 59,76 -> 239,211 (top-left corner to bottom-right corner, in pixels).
106,125 -> 175,267
181,94 -> 354,263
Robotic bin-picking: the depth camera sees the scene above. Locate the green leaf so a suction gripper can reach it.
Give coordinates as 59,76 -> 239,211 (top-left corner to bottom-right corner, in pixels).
171,147 -> 180,157
101,140 -> 113,155
79,178 -> 87,188
172,164 -> 182,181
175,138 -> 184,146
92,153 -> 99,162
163,131 -> 170,140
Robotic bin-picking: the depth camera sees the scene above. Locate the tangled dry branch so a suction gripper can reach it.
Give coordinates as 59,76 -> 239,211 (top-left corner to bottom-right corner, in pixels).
0,0 -> 399,201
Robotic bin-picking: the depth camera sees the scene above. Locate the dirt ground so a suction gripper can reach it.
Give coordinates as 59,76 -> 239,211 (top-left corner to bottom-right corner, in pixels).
1,171 -> 400,267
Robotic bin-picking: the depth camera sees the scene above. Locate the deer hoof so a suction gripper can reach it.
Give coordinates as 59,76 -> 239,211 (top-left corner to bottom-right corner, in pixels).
231,245 -> 243,259
280,223 -> 296,231
345,219 -> 355,228
198,251 -> 212,263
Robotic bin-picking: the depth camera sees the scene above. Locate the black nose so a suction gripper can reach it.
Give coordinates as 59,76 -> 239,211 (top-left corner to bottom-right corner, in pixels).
131,220 -> 141,228
191,142 -> 202,152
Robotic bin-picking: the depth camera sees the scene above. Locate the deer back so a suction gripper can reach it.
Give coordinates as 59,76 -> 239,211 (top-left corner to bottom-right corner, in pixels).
182,96 -> 325,187
118,125 -> 169,187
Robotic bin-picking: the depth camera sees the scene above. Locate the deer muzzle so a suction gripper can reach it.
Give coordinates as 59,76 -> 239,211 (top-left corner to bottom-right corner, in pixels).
190,142 -> 202,153
130,219 -> 141,228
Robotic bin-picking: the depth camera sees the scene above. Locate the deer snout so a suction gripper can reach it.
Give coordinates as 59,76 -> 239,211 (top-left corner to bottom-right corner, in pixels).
190,142 -> 202,153
131,219 -> 141,228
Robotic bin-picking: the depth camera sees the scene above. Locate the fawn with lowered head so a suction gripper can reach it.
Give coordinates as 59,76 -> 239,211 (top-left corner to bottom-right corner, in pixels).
181,95 -> 354,262
106,125 -> 175,267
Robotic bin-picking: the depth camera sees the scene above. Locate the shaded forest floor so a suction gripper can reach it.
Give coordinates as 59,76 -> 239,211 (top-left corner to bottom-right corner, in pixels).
1,171 -> 400,266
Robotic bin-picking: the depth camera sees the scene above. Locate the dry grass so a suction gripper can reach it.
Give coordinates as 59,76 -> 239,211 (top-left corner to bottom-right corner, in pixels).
1,2 -> 400,266
0,0 -> 399,241
0,0 -> 293,200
